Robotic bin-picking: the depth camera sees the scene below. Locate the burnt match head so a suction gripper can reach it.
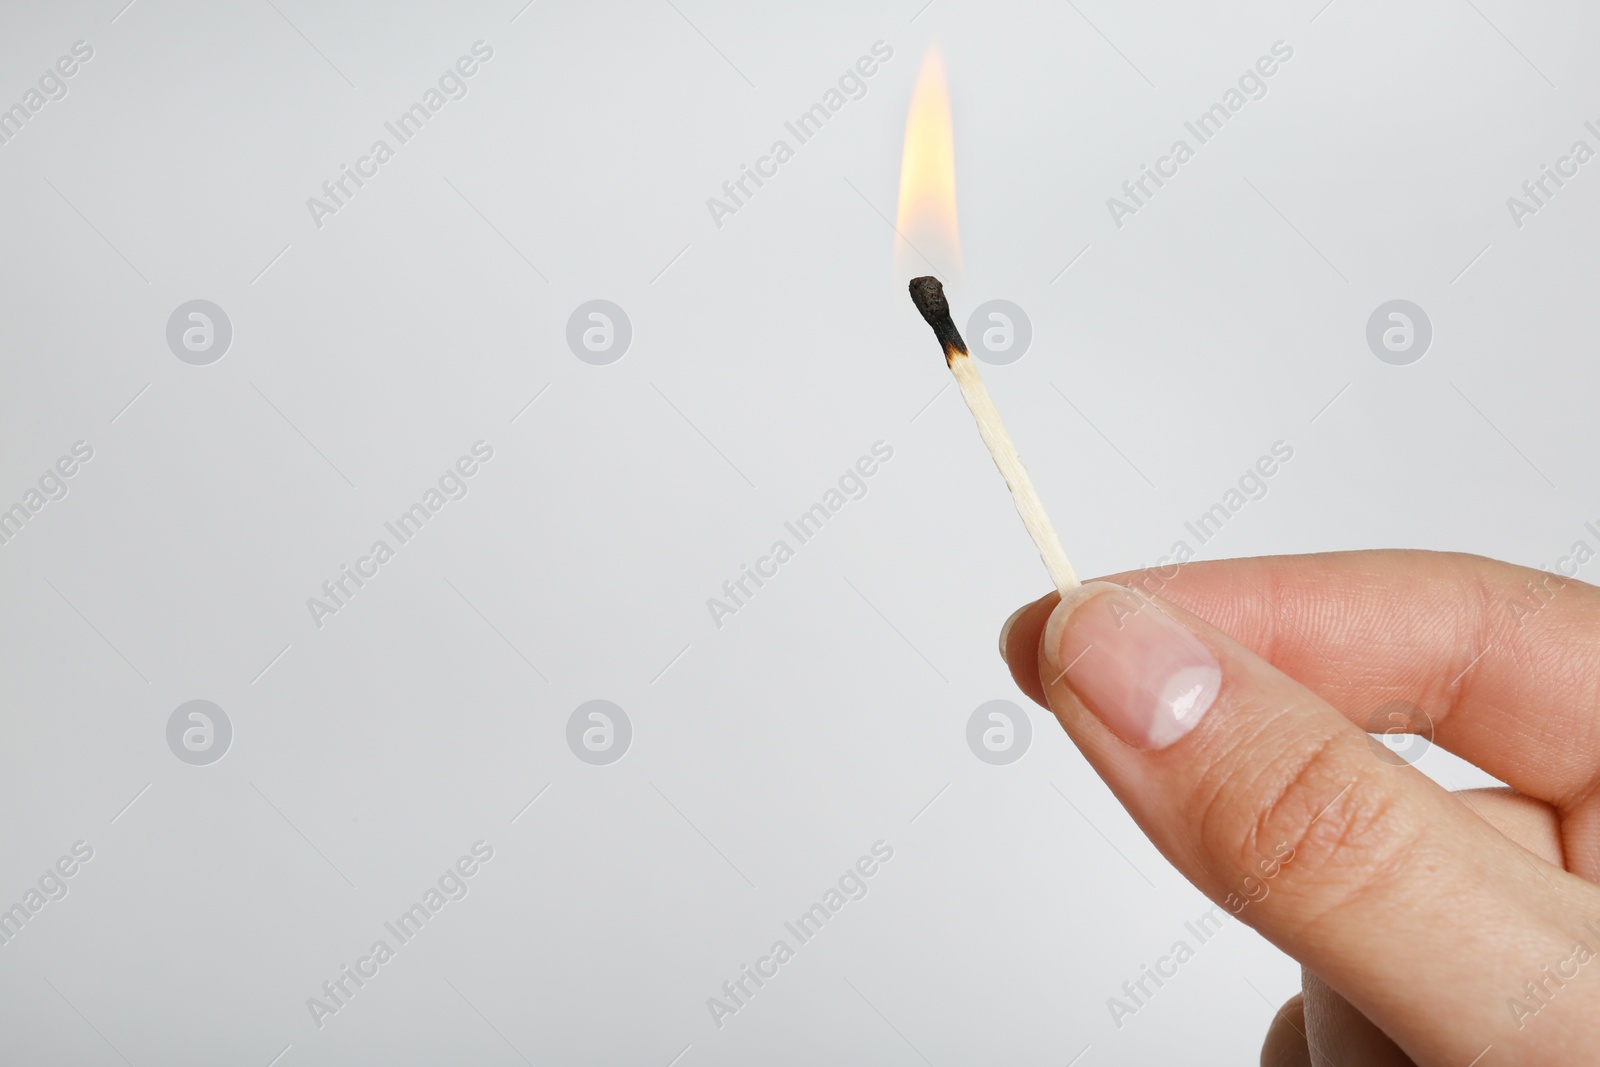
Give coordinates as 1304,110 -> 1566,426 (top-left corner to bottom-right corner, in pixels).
908,276 -> 968,361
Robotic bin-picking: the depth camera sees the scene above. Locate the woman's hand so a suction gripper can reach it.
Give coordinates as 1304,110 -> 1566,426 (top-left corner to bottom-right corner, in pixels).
999,550 -> 1600,1066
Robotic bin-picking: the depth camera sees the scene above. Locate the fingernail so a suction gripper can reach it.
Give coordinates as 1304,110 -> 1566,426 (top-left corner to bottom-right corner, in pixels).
998,603 -> 1029,663
1042,583 -> 1221,750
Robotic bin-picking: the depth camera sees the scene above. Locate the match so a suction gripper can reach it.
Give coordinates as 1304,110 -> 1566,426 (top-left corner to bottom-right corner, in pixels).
908,275 -> 1080,595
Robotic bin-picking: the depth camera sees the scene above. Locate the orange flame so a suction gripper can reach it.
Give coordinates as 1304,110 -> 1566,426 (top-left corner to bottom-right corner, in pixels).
895,46 -> 961,286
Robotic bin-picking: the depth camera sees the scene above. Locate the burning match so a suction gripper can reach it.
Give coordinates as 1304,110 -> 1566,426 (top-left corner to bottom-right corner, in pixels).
909,275 -> 1080,595
897,49 -> 1076,595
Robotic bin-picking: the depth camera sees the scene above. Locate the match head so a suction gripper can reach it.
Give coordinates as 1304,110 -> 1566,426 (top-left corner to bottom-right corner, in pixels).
908,276 -> 968,361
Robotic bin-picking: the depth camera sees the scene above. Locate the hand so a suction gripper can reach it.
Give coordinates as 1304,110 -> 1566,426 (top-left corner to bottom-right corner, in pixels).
999,550 -> 1600,1066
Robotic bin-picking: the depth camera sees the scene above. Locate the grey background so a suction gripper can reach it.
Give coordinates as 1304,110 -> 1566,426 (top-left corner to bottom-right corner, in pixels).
0,0 -> 1591,1062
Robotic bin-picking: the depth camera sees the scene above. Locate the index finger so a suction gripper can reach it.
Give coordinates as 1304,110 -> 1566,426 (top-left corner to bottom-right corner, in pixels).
1007,550 -> 1600,816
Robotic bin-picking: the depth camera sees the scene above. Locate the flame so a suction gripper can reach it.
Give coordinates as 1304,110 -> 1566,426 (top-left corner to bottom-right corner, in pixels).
895,46 -> 961,286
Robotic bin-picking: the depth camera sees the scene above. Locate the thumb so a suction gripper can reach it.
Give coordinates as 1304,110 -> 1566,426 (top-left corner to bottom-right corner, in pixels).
1033,582 -> 1600,1065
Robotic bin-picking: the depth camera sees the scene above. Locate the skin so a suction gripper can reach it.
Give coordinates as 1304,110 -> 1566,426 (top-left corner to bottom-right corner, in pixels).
1000,550 -> 1600,1066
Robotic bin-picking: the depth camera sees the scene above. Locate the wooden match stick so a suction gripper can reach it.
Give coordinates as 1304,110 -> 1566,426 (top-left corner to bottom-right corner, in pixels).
909,276 -> 1080,594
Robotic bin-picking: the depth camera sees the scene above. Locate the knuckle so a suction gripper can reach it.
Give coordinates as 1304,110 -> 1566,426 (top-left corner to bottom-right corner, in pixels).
1196,722 -> 1421,918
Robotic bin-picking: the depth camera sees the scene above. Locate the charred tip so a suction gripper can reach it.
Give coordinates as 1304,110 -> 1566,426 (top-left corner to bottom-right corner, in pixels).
907,276 -> 949,321
908,275 -> 968,360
